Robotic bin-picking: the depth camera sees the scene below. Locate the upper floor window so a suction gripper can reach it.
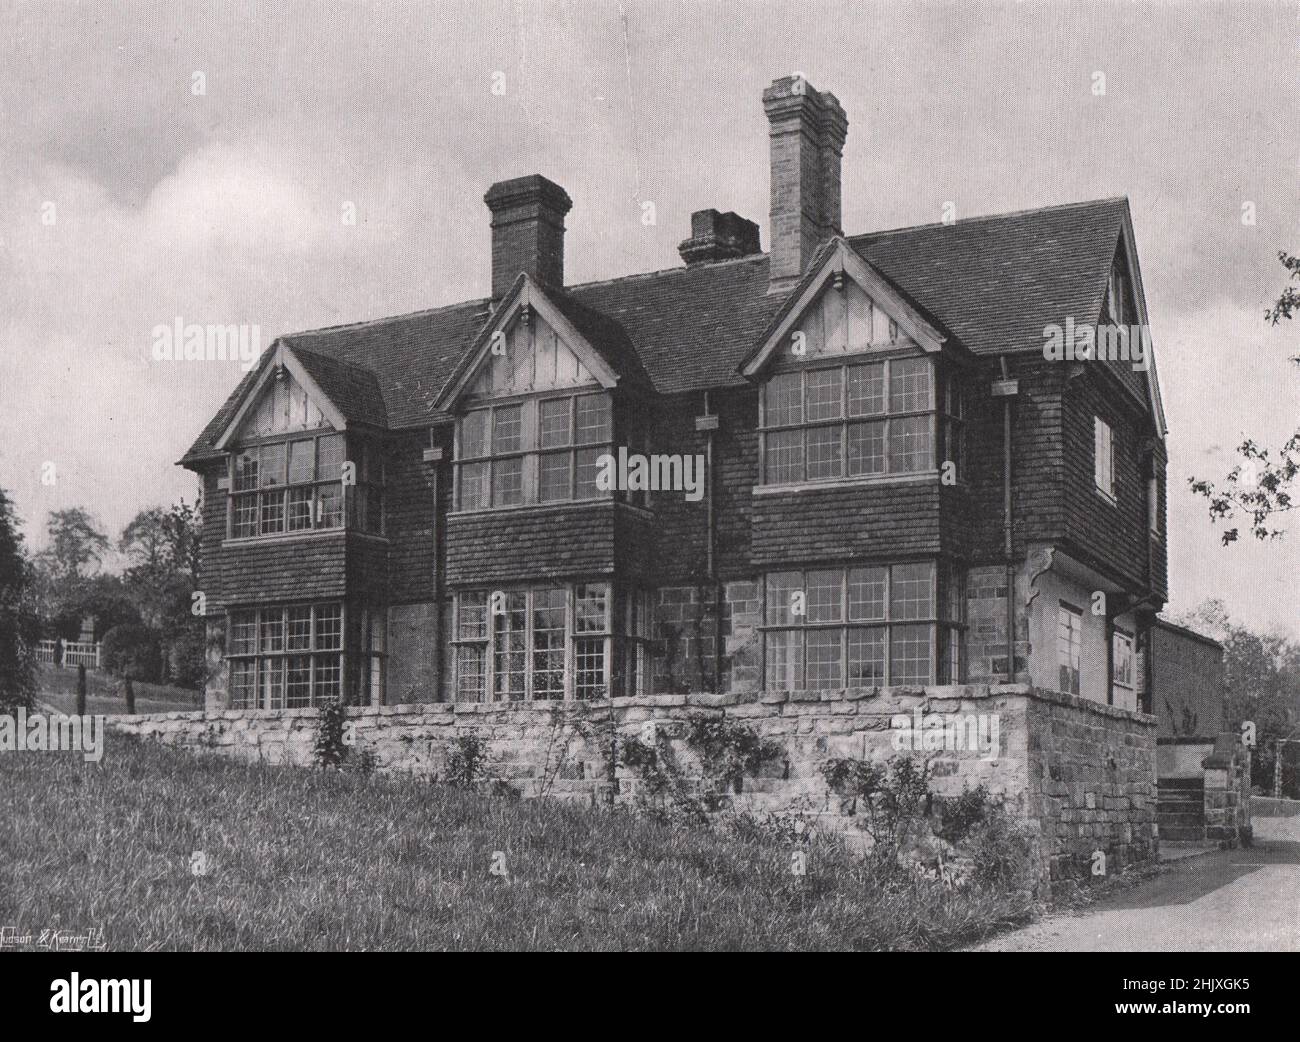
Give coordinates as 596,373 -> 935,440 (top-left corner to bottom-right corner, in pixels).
228,432 -> 383,538
1093,416 -> 1115,501
762,562 -> 964,689
760,357 -> 949,486
455,392 -> 612,511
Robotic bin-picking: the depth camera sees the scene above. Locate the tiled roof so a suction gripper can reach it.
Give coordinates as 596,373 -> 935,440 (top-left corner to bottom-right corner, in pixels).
289,344 -> 389,429
181,197 -> 1132,465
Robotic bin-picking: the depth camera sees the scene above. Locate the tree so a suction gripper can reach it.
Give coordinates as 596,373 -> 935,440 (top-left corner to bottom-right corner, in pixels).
36,508 -> 110,583
0,488 -> 39,710
1190,251 -> 1299,544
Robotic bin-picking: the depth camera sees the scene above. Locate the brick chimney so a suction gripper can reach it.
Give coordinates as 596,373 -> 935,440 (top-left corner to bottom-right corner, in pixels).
678,209 -> 762,266
763,76 -> 849,292
483,174 -> 573,299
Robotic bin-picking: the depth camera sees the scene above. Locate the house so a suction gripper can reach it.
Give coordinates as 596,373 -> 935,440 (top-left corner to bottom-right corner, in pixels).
179,76 -> 1169,718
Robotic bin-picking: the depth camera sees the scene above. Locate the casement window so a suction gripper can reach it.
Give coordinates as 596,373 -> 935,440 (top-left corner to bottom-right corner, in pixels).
453,582 -> 650,701
1147,475 -> 1161,536
229,432 -> 382,538
761,562 -> 964,690
1112,628 -> 1134,701
455,392 -> 612,510
761,357 -> 954,486
228,603 -> 345,709
940,373 -> 967,478
1057,602 -> 1083,696
1093,417 -> 1115,500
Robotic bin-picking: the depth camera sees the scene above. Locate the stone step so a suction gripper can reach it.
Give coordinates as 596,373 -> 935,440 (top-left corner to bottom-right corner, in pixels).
1158,811 -> 1206,827
1161,825 -> 1206,841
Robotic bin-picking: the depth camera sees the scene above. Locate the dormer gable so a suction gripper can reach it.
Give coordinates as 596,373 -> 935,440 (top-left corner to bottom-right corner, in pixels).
741,238 -> 946,378
213,343 -> 348,450
434,274 -> 620,411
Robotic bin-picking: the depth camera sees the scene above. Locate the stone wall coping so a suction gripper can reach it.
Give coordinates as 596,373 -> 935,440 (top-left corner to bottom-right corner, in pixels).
111,683 -> 1154,728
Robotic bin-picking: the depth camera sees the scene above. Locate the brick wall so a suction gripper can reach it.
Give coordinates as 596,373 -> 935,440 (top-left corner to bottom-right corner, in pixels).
112,682 -> 1157,894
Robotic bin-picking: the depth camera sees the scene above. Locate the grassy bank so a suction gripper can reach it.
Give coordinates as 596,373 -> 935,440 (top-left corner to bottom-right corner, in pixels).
34,664 -> 201,716
0,732 -> 1036,951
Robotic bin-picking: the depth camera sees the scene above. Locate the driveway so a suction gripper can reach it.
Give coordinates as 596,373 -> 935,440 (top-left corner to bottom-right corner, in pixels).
973,815 -> 1300,952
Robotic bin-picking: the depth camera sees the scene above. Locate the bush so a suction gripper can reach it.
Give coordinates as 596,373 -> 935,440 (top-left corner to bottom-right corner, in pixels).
100,624 -> 162,683
166,625 -> 207,689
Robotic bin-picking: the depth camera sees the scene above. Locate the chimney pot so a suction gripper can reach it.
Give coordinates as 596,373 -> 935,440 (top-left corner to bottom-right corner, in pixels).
484,174 -> 573,299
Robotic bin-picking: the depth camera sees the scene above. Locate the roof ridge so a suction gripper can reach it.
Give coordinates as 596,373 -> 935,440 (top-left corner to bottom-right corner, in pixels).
282,295 -> 491,342
565,251 -> 768,293
850,196 -> 1130,241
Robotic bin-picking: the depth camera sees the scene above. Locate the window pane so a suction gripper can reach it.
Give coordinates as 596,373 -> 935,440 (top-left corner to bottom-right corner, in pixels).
260,490 -> 285,534
460,410 -> 489,458
889,358 -> 932,413
493,592 -> 527,701
848,567 -> 887,621
847,421 -> 885,476
261,657 -> 284,710
493,405 -> 523,454
230,613 -> 257,655
764,429 -> 803,484
765,372 -> 803,426
287,606 -> 312,651
233,450 -> 259,491
890,624 -> 932,684
260,612 -> 285,653
317,484 -> 343,528
575,637 -> 607,699
538,451 -> 572,502
575,583 -> 609,633
1057,605 -> 1082,695
257,443 -> 285,488
287,487 -> 313,531
492,458 -> 523,506
806,629 -> 843,690
458,591 -> 488,640
765,571 -> 802,626
847,363 -> 885,417
890,563 -> 934,621
575,447 -> 605,500
805,569 -> 843,623
229,660 -> 256,709
232,494 -> 258,538
539,399 -> 572,448
457,644 -> 485,702
459,461 -> 489,510
286,656 -> 312,707
314,656 -> 341,703
806,425 -> 842,480
315,604 -> 343,650
888,415 -> 933,473
847,627 -> 885,685
288,440 -> 314,483
805,368 -> 843,422
765,629 -> 803,690
317,434 -> 345,480
575,395 -> 611,444
531,588 -> 566,699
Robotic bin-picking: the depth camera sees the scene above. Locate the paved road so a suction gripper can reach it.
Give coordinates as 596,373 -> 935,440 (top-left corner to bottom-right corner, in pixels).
973,816 -> 1300,952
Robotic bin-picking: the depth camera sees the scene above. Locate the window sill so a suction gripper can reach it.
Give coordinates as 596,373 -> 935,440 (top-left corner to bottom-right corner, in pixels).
754,471 -> 939,495
451,497 -> 614,518
1094,487 -> 1117,506
222,529 -> 365,548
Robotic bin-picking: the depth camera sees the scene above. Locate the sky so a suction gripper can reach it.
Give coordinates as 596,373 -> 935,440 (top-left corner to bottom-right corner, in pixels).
0,0 -> 1296,637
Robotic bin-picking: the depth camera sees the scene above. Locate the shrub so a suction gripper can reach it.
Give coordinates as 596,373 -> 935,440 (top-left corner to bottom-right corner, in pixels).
313,699 -> 350,768
166,625 -> 207,689
445,734 -> 490,788
100,624 -> 163,683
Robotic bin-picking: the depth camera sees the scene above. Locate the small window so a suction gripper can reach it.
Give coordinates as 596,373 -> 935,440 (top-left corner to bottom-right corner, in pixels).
1112,629 -> 1134,696
1057,602 -> 1082,696
1093,417 -> 1114,500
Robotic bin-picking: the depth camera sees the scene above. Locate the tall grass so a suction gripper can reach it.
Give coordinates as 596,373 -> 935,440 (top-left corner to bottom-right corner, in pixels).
0,733 -> 1035,951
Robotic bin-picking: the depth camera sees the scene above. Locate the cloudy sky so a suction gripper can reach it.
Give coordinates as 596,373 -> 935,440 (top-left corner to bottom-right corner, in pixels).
0,0 -> 1296,636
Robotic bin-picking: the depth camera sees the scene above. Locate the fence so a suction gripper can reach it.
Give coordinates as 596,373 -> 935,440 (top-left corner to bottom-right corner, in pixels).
35,640 -> 101,669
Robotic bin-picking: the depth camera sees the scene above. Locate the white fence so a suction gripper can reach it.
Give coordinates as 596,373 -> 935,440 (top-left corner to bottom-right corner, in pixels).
35,640 -> 101,669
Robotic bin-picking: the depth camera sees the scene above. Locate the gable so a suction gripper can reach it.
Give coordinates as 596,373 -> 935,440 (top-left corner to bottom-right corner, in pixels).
236,368 -> 333,439
467,307 -> 598,399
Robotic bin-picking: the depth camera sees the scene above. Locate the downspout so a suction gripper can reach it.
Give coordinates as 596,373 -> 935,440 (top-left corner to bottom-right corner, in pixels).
702,390 -> 724,692
1000,356 -> 1016,684
423,434 -> 445,703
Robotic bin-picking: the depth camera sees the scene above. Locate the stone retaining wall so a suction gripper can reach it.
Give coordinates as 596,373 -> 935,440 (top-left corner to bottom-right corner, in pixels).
109,683 -> 1157,892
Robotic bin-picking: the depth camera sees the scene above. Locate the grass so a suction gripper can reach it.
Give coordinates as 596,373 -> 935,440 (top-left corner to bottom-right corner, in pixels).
34,664 -> 201,716
0,733 -> 1038,951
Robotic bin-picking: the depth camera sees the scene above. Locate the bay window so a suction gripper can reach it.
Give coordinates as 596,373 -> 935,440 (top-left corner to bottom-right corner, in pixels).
456,392 -> 613,510
453,582 -> 653,701
761,357 -> 954,485
762,562 -> 963,689
228,602 -> 344,709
